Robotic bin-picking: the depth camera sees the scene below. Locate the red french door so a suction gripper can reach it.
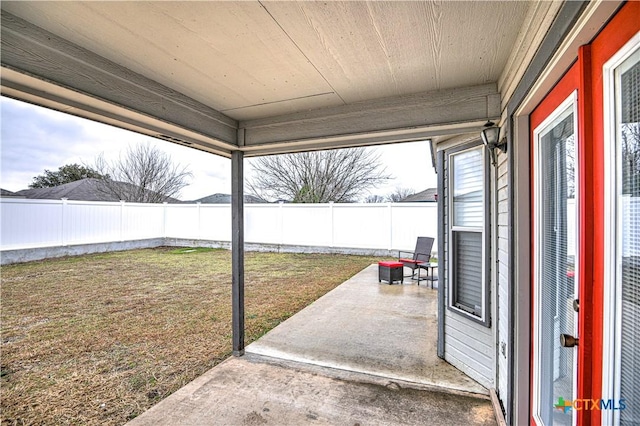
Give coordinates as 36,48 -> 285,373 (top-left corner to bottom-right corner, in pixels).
529,3 -> 639,425
531,65 -> 581,426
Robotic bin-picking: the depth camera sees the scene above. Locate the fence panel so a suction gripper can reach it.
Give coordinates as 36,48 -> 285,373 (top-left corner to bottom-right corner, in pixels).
122,203 -> 165,241
390,203 -> 439,253
64,201 -> 122,245
199,205 -> 231,241
0,199 -> 64,249
281,204 -> 332,247
333,204 -> 391,249
567,199 -> 576,258
164,204 -> 199,239
622,196 -> 639,257
1,199 -> 439,254
245,204 -> 282,244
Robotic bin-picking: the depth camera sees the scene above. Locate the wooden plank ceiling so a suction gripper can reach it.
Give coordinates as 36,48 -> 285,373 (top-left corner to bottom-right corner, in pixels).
0,1 -> 538,157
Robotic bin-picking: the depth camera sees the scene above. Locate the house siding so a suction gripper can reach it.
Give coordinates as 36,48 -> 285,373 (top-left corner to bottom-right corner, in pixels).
496,149 -> 510,407
444,293 -> 495,387
442,142 -> 495,389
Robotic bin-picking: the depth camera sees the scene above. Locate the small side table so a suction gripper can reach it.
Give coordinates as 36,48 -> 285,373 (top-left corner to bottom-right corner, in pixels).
417,262 -> 438,288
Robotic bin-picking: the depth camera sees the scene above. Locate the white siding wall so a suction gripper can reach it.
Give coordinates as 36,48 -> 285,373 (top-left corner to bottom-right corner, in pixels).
496,150 -> 510,405
444,311 -> 495,387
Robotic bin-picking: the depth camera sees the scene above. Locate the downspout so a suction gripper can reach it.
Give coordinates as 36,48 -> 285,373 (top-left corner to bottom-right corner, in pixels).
506,115 -> 516,426
436,149 -> 446,359
491,142 -> 499,390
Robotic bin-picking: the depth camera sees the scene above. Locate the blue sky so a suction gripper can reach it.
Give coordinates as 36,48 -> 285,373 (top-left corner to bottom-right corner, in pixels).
0,96 -> 436,201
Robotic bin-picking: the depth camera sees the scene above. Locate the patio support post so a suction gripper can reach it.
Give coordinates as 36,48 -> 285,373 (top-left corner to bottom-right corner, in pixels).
231,149 -> 245,356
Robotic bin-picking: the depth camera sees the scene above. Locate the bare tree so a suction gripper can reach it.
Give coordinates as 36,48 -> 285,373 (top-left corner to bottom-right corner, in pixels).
248,148 -> 391,203
622,123 -> 640,195
386,187 -> 415,202
364,194 -> 387,203
94,143 -> 192,203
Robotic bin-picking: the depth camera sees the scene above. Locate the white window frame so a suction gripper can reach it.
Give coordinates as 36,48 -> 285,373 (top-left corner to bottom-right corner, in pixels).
447,145 -> 488,325
531,91 -> 579,426
602,31 -> 640,426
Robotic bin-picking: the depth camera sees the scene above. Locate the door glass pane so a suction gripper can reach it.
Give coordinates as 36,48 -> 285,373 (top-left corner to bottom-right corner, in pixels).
537,104 -> 576,425
616,48 -> 640,426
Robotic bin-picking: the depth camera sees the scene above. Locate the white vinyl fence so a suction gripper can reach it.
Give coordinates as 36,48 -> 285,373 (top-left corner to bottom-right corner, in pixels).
0,198 -> 438,253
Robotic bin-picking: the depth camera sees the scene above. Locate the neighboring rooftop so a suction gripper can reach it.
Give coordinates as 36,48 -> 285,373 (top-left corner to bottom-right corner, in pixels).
400,188 -> 437,202
192,193 -> 266,204
15,178 -> 181,203
0,188 -> 22,197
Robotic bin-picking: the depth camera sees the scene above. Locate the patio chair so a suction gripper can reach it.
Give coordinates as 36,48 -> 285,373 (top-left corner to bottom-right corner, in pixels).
399,237 -> 435,283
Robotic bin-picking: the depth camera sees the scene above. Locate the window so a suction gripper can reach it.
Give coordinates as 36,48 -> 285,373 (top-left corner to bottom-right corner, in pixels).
448,146 -> 488,324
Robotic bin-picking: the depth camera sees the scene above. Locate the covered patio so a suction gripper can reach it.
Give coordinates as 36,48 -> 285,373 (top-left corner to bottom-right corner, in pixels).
5,2 -> 624,423
127,265 -> 495,425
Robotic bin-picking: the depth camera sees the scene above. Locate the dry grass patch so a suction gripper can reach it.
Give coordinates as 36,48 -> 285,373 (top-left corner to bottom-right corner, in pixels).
1,247 -> 379,425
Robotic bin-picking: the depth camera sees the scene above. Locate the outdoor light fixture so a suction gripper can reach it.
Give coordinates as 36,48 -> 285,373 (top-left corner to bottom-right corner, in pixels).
481,121 -> 506,165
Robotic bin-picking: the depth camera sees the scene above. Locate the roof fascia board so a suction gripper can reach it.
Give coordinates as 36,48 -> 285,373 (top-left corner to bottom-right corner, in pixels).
0,11 -> 238,148
1,69 -> 234,158
241,119 -> 490,157
510,0 -> 621,116
240,83 -> 500,148
433,133 -> 480,152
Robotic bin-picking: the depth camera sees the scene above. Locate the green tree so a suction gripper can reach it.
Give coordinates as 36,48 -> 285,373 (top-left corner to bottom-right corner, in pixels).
29,163 -> 106,188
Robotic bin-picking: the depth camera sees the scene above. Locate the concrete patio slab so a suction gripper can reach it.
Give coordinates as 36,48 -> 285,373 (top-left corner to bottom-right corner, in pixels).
247,264 -> 485,395
127,264 -> 495,425
128,354 -> 496,426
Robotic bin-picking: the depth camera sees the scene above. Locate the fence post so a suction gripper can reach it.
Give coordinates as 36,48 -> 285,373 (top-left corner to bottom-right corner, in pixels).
120,200 -> 125,242
197,202 -> 202,240
162,202 -> 168,239
278,201 -> 284,245
61,198 -> 68,246
388,202 -> 393,251
329,201 -> 334,247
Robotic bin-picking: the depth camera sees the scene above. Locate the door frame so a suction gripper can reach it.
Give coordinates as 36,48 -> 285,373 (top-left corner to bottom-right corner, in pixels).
531,91 -> 580,426
513,3 -> 637,425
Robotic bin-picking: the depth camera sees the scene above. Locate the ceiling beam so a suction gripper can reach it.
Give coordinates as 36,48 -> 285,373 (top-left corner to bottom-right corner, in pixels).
240,83 -> 500,151
240,120 -> 489,157
1,11 -> 238,149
